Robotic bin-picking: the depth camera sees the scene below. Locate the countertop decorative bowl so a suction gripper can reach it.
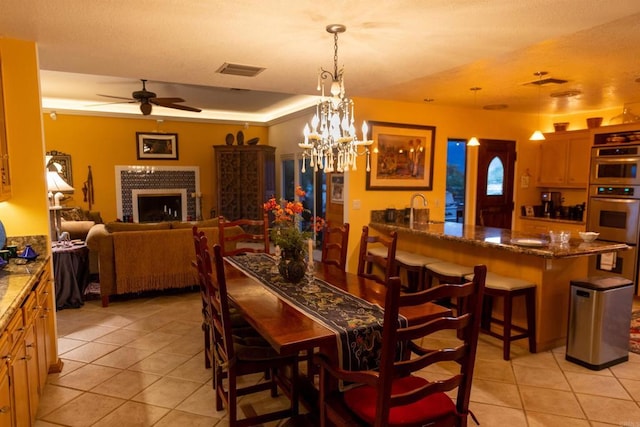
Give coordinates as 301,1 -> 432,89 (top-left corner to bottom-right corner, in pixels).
579,231 -> 599,242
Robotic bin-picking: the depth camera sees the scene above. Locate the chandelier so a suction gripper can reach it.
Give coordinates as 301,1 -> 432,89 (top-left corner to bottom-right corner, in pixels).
298,24 -> 373,174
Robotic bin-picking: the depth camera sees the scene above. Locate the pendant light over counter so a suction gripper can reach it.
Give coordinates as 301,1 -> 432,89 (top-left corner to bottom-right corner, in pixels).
529,71 -> 547,141
467,87 -> 481,146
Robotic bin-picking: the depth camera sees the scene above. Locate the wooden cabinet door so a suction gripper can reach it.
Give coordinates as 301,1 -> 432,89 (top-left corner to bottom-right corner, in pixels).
0,335 -> 13,427
566,137 -> 591,187
0,365 -> 11,427
538,140 -> 568,186
214,145 -> 276,221
10,342 -> 30,427
23,323 -> 38,424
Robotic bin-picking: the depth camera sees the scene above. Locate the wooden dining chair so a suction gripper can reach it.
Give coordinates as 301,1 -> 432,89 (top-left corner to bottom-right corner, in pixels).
314,265 -> 487,427
205,241 -> 299,427
321,222 -> 350,270
218,214 -> 270,256
192,226 -> 215,370
192,226 -> 254,373
357,225 -> 398,285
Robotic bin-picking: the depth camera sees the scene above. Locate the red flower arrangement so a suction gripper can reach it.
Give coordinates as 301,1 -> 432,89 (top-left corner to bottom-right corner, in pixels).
263,186 -> 325,256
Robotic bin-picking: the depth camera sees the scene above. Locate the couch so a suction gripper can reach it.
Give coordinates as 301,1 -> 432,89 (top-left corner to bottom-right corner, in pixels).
86,218 -> 241,306
60,207 -> 103,240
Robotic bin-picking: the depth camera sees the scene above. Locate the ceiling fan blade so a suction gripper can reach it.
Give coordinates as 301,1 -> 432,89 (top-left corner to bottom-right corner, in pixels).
160,103 -> 202,113
97,94 -> 135,101
151,98 -> 201,112
151,97 -> 186,104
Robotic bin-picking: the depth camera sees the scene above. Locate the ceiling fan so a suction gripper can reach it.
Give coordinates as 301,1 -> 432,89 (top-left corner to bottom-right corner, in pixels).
97,79 -> 202,115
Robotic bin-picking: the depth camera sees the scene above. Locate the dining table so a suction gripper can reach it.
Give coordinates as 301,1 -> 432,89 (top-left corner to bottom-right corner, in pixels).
222,253 -> 452,403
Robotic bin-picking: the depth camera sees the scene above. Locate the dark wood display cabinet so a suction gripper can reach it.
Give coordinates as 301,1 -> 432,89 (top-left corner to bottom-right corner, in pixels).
213,145 -> 276,221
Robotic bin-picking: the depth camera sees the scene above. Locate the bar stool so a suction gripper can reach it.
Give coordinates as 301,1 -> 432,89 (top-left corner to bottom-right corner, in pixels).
424,261 -> 475,288
367,246 -> 446,292
465,271 -> 536,360
394,250 -> 444,292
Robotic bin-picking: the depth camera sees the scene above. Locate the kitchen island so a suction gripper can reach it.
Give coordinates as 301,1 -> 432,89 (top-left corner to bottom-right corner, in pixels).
370,221 -> 630,351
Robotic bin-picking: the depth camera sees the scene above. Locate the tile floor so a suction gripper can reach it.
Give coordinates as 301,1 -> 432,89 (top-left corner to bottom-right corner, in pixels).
34,291 -> 640,427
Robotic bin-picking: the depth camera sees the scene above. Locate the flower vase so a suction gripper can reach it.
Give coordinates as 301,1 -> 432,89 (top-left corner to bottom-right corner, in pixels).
278,249 -> 307,283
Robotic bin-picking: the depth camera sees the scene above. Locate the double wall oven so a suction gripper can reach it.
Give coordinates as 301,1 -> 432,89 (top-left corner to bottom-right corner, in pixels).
588,143 -> 640,290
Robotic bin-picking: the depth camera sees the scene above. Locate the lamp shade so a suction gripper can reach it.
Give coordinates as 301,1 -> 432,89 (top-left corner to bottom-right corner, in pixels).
46,170 -> 74,192
467,136 -> 480,146
529,130 -> 546,141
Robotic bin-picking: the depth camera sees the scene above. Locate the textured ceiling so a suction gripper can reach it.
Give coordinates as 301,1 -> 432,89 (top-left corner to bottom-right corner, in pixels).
1,0 -> 640,123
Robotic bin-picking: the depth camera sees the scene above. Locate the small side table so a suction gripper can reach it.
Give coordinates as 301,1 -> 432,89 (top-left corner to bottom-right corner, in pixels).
52,243 -> 90,309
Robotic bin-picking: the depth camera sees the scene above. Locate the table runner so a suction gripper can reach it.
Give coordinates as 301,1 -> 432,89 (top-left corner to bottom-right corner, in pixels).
226,254 -> 407,375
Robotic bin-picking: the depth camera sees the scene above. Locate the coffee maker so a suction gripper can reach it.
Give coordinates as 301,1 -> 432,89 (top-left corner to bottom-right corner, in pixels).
541,191 -> 562,218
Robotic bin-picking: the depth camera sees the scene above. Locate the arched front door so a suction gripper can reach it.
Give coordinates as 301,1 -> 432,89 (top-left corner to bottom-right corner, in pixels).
475,139 -> 516,229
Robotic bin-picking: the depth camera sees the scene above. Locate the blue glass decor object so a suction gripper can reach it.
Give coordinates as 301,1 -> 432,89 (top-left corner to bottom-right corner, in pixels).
19,244 -> 38,260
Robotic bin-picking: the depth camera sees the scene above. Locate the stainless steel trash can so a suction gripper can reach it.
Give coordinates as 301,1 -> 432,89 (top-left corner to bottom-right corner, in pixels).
566,276 -> 634,370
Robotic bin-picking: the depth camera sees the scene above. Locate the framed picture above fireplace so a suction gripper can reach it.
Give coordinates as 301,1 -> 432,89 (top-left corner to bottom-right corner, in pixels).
136,132 -> 178,160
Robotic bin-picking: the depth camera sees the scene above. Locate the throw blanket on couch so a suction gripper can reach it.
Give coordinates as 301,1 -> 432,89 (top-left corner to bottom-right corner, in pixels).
113,230 -> 196,294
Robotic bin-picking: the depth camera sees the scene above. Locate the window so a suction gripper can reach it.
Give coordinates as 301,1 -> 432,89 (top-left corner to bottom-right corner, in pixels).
446,140 -> 466,223
486,157 -> 504,196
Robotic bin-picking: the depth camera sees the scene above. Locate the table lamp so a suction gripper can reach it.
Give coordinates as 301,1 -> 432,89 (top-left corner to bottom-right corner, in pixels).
46,161 -> 74,207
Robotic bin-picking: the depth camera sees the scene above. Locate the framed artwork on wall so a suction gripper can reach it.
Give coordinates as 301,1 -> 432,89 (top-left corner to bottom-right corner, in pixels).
136,132 -> 179,160
366,121 -> 436,191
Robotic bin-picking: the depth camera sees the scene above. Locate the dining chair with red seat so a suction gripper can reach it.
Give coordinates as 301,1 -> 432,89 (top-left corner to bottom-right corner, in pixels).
313,264 -> 487,427
321,222 -> 350,270
357,225 -> 398,285
218,214 -> 270,256
201,240 -> 299,427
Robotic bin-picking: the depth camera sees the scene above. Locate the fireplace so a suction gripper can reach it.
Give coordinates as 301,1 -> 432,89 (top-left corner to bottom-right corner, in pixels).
116,166 -> 200,222
133,189 -> 187,222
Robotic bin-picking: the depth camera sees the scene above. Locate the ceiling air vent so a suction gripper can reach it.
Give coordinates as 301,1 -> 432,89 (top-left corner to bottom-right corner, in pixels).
525,77 -> 568,86
216,63 -> 265,77
483,104 -> 508,110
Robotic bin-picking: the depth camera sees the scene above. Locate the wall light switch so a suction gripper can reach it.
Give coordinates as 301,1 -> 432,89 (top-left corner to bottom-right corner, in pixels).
353,199 -> 361,210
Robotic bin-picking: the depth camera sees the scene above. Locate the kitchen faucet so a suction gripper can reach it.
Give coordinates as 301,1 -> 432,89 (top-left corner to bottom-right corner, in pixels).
409,193 -> 427,229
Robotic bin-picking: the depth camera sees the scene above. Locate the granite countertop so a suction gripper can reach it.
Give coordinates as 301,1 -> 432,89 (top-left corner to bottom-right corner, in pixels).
0,235 -> 50,332
369,221 -> 629,259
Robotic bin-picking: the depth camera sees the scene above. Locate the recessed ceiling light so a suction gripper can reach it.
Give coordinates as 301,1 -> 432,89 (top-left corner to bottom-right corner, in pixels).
483,104 -> 508,110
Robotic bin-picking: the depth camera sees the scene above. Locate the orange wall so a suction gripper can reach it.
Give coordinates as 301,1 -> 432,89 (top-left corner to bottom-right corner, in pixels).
43,114 -> 268,222
0,38 -> 49,237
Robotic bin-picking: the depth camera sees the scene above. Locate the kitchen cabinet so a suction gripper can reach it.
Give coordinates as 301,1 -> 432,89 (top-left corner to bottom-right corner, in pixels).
537,130 -> 591,188
0,356 -> 11,426
213,145 -> 276,221
0,261 -> 57,426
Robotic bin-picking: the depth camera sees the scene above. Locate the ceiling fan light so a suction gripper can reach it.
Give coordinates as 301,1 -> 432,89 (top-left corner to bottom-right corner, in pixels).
140,102 -> 152,115
529,130 -> 545,141
467,136 -> 480,146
